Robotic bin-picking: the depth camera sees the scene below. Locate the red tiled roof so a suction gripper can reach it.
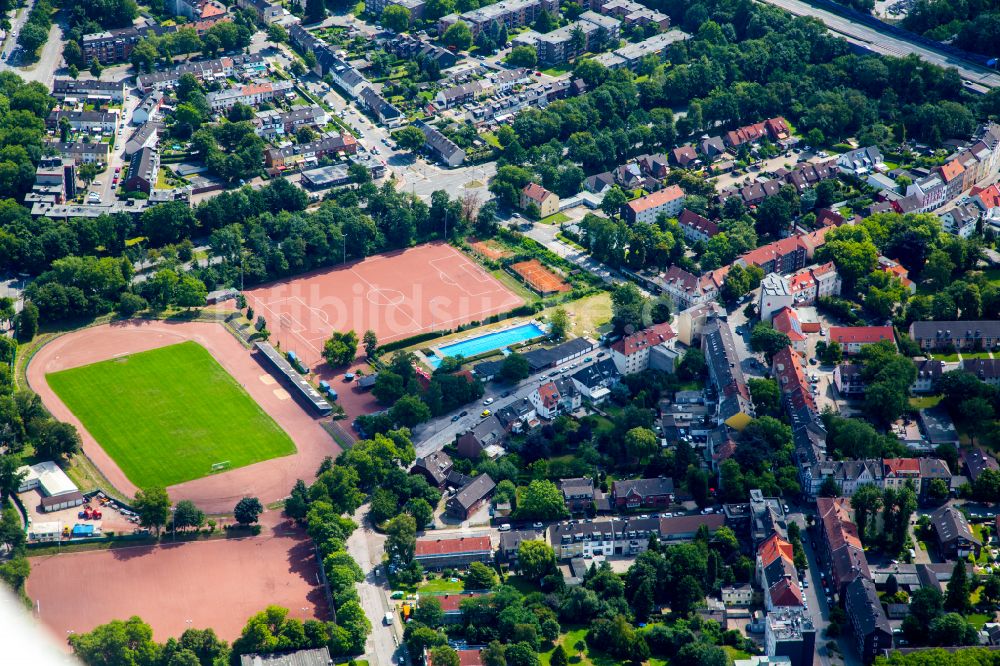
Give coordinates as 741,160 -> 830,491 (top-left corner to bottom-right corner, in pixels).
765,116 -> 790,139
883,458 -> 920,476
677,208 -> 720,237
611,322 -> 675,356
972,184 -> 1000,209
829,326 -> 894,345
537,381 -> 559,408
772,308 -> 806,342
428,649 -> 484,666
415,536 -> 491,557
522,182 -> 554,203
201,2 -> 226,18
627,185 -> 684,214
758,533 -> 794,568
938,159 -> 965,183
769,577 -> 804,607
740,236 -> 805,268
433,593 -> 487,612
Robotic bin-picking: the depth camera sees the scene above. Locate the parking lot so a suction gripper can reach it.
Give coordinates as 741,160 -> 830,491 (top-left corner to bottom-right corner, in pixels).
20,490 -> 139,541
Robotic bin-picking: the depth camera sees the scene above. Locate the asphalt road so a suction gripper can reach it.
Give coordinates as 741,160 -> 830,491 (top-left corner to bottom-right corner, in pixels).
345,505 -> 402,666
759,0 -> 1000,89
412,353 -> 605,457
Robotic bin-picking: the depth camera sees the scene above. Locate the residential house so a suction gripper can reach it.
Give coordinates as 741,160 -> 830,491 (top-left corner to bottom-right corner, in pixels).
549,516 -> 675,560
560,477 -> 595,513
961,446 -> 998,483
636,153 -> 670,179
930,504 -> 981,559
828,326 -> 895,355
904,174 -> 947,212
447,474 -> 496,519
383,34 -> 457,69
236,0 -> 285,22
817,496 -> 870,596
520,182 -> 559,218
700,135 -> 726,159
124,121 -> 161,157
659,513 -> 726,541
677,208 -> 719,243
702,316 -> 755,430
804,460 -> 881,498
963,358 -> 1000,386
412,451 -> 454,487
722,584 -> 754,607
583,171 -> 615,194
435,80 -> 487,109
876,256 -> 916,294
497,529 -> 543,564
51,141 -> 110,165
264,135 -> 358,169
52,78 -> 127,102
358,87 -> 403,127
836,146 -> 883,176
738,236 -> 809,275
238,648 -> 332,666
569,358 -> 620,401
455,416 -> 506,459
881,458 -> 921,491
764,607 -> 816,666
135,54 -> 266,92
656,265 -> 720,311
772,346 -> 815,414
25,157 -> 76,207
909,320 -> 1000,352
911,358 -> 943,393
624,184 -> 686,223
529,378 -> 580,419
366,0 -> 425,20
414,535 -> 493,569
609,322 -> 676,375
494,398 -> 537,433
253,105 -> 330,140
132,91 -> 163,125
936,158 -> 967,200
438,0 -> 560,37
591,0 -> 671,29
788,262 -> 840,305
47,110 -> 119,133
833,363 -> 865,398
756,533 -> 803,611
918,458 -> 954,499
611,477 -> 674,509
205,80 -> 294,112
757,273 -> 794,323
123,147 -> 158,194
939,202 -> 980,238
845,577 -> 892,665
415,121 -> 465,167
671,144 -> 697,167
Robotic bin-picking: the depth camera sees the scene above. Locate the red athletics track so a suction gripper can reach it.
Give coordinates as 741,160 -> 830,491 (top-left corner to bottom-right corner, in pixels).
26,320 -> 338,514
27,517 -> 327,645
244,242 -> 524,368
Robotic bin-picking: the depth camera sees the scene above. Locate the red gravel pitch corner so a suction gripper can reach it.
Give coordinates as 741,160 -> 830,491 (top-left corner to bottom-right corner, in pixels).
244,242 -> 524,367
27,525 -> 327,645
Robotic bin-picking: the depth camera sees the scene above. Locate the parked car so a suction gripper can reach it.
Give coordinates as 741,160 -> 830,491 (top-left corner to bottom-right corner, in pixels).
483,397 -> 494,405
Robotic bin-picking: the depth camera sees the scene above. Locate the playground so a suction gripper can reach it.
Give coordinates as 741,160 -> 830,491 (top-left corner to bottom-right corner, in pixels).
27,521 -> 326,643
244,243 -> 524,367
27,320 -> 339,514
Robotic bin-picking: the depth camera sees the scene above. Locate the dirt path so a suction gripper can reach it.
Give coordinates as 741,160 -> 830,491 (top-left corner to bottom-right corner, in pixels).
26,320 -> 340,514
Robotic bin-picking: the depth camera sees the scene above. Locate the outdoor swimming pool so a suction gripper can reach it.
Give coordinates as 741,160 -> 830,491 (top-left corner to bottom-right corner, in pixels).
429,322 -> 547,364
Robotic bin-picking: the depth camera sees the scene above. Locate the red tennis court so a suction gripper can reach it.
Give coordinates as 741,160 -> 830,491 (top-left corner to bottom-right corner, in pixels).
245,243 -> 524,367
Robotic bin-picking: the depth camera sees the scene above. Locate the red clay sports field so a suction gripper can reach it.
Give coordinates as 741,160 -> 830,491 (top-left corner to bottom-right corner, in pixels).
244,243 -> 524,367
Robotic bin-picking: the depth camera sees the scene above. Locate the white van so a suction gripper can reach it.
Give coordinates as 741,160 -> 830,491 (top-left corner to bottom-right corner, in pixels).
383,612 -> 393,625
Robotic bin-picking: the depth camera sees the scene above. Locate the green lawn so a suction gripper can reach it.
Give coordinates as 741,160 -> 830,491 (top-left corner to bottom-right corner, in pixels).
909,395 -> 943,409
46,341 -> 296,488
540,211 -> 571,225
968,612 -> 991,630
417,578 -> 465,594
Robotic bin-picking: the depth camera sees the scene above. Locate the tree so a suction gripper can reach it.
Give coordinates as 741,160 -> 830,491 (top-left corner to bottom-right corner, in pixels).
382,4 -> 411,31
549,307 -> 569,340
601,186 -> 628,218
624,427 -> 658,463
15,302 -> 38,341
0,456 -> 27,504
34,421 -> 81,461
506,45 -> 537,68
442,21 -> 472,51
415,597 -> 445,628
517,480 -> 568,520
234,496 -> 263,525
851,484 -> 883,544
305,0 -> 325,22
171,500 -> 205,531
945,559 -> 970,613
174,275 -> 207,309
550,645 -> 568,666
749,323 -> 791,360
323,330 -> 358,366
363,330 -> 378,358
611,282 -> 646,334
518,539 -> 556,579
116,292 -> 147,318
500,352 -> 530,382
385,514 -> 417,564
391,394 -> 431,428
134,487 -> 171,536
534,9 -> 555,32
69,617 -> 160,665
429,646 -> 460,666
393,125 -> 427,153
465,561 -> 498,590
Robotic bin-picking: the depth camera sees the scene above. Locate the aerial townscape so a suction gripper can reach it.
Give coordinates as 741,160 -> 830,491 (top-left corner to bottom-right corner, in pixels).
9,0 -> 1000,664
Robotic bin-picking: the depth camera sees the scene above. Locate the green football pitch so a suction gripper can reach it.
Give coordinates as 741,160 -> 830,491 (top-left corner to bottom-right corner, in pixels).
46,341 -> 296,488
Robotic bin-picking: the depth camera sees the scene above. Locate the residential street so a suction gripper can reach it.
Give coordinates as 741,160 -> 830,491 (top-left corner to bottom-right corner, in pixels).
345,505 -> 400,666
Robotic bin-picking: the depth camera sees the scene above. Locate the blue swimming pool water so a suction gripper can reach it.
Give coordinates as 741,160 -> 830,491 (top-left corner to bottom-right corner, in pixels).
438,323 -> 546,359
